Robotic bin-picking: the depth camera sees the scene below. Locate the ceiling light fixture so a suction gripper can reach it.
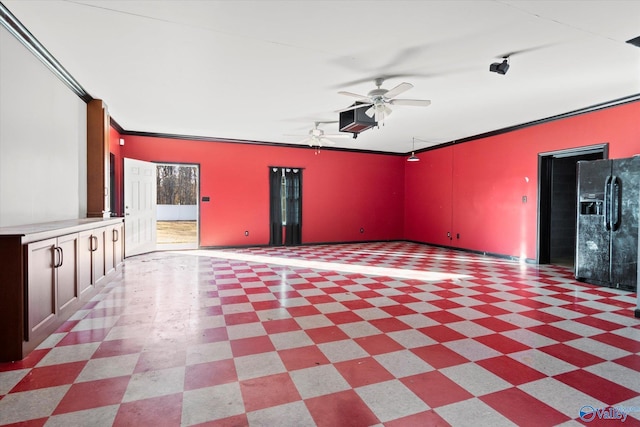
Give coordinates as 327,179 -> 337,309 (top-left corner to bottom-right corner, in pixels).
489,57 -> 510,75
407,138 -> 420,162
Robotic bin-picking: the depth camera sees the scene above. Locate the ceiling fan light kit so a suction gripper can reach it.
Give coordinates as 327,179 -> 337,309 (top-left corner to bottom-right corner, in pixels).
285,121 -> 350,148
336,78 -> 432,136
290,78 -> 433,151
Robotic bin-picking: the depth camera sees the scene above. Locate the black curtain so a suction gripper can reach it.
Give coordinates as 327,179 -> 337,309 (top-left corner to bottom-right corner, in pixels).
284,169 -> 302,245
269,168 -> 283,245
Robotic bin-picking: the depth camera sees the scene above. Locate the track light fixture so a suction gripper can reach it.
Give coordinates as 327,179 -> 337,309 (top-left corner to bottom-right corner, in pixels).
489,57 -> 510,75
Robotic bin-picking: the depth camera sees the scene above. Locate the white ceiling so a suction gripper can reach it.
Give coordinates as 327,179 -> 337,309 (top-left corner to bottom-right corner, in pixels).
3,1 -> 640,154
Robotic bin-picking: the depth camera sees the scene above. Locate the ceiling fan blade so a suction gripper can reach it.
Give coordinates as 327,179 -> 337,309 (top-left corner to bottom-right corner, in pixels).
389,99 -> 431,107
384,82 -> 413,99
338,91 -> 370,101
336,102 -> 372,113
319,137 -> 336,146
365,106 -> 375,118
323,133 -> 351,139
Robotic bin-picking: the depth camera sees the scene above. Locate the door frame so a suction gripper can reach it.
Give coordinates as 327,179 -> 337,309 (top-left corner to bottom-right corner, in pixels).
537,143 -> 608,264
155,162 -> 200,250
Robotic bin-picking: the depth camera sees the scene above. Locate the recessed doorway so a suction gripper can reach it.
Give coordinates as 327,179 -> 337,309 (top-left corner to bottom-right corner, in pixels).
538,144 -> 607,266
156,163 -> 199,250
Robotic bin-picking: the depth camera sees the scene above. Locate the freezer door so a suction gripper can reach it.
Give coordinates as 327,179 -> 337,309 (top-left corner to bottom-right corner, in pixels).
610,157 -> 639,291
575,159 -> 611,285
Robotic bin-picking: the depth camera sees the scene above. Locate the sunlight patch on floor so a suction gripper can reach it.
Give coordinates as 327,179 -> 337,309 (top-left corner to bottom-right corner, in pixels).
182,249 -> 472,282
345,249 -> 519,265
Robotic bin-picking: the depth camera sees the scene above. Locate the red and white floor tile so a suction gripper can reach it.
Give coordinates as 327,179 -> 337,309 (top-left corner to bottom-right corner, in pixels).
1,242 -> 639,426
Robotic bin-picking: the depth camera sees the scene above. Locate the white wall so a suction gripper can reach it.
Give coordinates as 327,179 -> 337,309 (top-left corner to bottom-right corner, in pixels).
0,25 -> 86,227
157,204 -> 198,221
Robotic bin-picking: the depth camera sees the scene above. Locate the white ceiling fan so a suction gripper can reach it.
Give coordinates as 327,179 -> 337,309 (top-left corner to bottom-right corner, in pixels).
286,121 -> 351,147
336,78 -> 431,124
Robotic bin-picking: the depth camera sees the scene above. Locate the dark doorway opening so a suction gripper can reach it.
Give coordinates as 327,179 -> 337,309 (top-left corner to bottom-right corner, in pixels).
538,144 -> 607,266
110,153 -> 116,216
269,167 -> 303,246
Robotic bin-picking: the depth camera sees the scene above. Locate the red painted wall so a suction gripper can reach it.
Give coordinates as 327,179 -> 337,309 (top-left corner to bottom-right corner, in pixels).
404,146 -> 453,246
405,101 -> 640,260
119,136 -> 405,247
110,100 -> 639,255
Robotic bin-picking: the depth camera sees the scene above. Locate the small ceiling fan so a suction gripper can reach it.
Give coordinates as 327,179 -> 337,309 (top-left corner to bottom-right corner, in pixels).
336,78 -> 431,124
286,121 -> 351,147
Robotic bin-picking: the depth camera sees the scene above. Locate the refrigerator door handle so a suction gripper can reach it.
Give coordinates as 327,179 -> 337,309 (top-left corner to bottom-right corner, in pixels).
611,175 -> 622,231
604,175 -> 612,230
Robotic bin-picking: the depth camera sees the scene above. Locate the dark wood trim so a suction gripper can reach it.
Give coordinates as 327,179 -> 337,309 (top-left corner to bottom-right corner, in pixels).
120,130 -> 405,156
109,117 -> 125,134
415,95 -> 640,155
537,143 -> 609,159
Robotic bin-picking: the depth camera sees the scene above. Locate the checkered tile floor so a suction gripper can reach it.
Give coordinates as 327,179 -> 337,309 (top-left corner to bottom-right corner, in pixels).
1,242 -> 639,426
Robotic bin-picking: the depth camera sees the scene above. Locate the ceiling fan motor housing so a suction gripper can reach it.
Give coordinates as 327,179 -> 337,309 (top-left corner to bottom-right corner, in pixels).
339,102 -> 377,134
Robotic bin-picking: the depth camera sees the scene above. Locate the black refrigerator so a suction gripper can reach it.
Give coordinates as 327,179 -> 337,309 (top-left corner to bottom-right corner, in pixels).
575,156 -> 639,291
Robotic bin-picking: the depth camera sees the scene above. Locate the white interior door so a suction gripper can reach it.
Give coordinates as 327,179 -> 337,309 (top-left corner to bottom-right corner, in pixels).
124,158 -> 157,257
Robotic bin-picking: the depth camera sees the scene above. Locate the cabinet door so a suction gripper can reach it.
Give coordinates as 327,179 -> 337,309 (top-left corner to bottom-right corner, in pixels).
113,222 -> 124,268
104,225 -> 116,276
56,233 -> 79,314
78,230 -> 94,298
92,228 -> 106,285
26,238 -> 57,338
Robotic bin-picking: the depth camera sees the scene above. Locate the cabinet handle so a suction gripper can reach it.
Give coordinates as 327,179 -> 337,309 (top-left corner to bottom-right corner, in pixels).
53,246 -> 63,268
58,246 -> 64,267
91,235 -> 98,252
113,229 -> 119,242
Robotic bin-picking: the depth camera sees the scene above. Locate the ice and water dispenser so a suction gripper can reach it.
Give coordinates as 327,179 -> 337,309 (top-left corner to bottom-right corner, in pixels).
580,192 -> 603,215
